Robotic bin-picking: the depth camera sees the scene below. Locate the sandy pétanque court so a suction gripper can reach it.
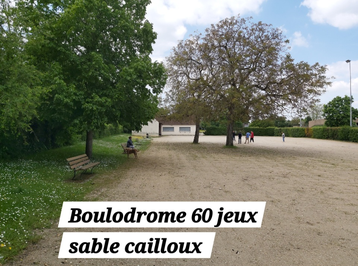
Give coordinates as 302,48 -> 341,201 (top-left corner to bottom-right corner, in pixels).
8,136 -> 358,266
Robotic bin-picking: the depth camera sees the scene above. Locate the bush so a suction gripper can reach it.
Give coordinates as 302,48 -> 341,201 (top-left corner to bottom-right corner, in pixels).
290,127 -> 306,137
348,128 -> 358,142
337,126 -> 351,141
327,127 -> 339,140
203,125 -> 358,143
204,126 -> 227,135
244,127 -> 275,136
95,124 -> 123,139
273,127 -> 305,137
312,126 -> 329,139
305,128 -> 313,138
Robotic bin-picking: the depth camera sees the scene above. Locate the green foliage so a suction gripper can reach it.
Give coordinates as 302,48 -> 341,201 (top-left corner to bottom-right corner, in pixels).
312,126 -> 328,139
200,123 -> 358,144
80,124 -> 123,140
290,127 -> 306,137
15,0 -> 166,156
304,116 -> 312,127
305,127 -> 313,138
0,134 -> 137,263
348,128 -> 358,142
275,116 -> 291,127
337,126 -> 351,141
249,119 -> 275,128
204,126 -> 227,135
326,127 -> 339,140
244,127 -> 275,136
323,96 -> 358,127
0,122 -> 123,158
274,127 -> 305,137
0,1 -> 43,135
311,126 -> 355,141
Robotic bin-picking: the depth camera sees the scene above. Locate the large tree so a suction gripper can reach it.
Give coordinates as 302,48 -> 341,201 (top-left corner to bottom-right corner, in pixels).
166,16 -> 331,146
166,35 -> 214,144
17,0 -> 166,156
323,95 -> 358,127
0,0 -> 42,135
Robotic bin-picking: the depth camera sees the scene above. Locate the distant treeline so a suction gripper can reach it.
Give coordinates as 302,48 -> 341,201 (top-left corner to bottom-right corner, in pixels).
204,126 -> 358,142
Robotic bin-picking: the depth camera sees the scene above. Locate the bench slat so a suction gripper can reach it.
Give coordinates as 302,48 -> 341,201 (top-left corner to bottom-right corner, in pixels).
67,154 -> 88,162
70,159 -> 91,169
68,157 -> 89,167
81,162 -> 100,170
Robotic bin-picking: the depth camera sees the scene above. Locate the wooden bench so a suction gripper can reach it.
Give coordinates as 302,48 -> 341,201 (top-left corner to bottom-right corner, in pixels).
66,154 -> 100,179
121,143 -> 139,158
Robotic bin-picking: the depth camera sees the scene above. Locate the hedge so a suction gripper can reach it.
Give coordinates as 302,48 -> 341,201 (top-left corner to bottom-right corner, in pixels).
204,125 -> 358,143
274,127 -> 305,137
348,128 -> 358,142
204,127 -> 276,136
204,126 -> 227,135
243,127 -> 275,136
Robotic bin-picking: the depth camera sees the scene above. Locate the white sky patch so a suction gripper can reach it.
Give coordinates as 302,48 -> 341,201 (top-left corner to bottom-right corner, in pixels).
278,25 -> 288,34
321,60 -> 358,108
291,31 -> 309,48
147,0 -> 267,61
301,0 -> 358,29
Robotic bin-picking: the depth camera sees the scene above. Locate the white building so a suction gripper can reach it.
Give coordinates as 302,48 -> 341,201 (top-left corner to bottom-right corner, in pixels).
133,118 -> 196,136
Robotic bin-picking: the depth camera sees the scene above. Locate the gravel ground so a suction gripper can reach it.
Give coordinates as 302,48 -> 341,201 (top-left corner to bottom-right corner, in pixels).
7,136 -> 358,266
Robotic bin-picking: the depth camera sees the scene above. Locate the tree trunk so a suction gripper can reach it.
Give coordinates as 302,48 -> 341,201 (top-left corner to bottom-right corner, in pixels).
226,122 -> 234,146
193,120 -> 200,144
86,130 -> 93,158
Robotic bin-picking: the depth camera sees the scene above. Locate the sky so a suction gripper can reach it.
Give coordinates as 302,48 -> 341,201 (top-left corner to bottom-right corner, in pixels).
145,0 -> 358,112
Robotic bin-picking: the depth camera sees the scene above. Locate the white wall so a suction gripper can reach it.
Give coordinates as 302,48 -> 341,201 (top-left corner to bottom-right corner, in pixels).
161,124 -> 195,136
133,120 -> 196,136
132,119 -> 160,136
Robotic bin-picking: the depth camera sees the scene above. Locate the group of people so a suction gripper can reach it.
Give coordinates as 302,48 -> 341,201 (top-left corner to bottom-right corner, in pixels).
233,131 -> 286,143
234,131 -> 254,144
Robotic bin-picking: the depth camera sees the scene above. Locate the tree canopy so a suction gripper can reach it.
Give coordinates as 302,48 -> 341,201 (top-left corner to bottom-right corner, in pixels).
0,0 -> 42,135
166,16 -> 331,145
10,0 -> 166,156
323,95 -> 358,127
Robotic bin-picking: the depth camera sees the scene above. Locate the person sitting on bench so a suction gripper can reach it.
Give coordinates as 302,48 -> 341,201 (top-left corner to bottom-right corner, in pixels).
127,136 -> 135,148
126,136 -> 139,158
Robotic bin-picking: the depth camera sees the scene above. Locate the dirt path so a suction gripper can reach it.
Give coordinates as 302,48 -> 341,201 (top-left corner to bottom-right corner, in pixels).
7,136 -> 358,266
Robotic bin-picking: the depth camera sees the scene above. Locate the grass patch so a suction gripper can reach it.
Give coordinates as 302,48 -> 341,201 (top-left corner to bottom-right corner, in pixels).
223,145 -> 238,149
0,134 -> 149,263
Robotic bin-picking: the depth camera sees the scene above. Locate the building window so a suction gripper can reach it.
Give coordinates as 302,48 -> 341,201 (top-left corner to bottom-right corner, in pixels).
179,127 -> 191,133
163,127 -> 174,132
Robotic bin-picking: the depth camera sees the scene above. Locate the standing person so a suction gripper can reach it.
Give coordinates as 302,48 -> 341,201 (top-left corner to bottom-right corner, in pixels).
282,132 -> 285,142
250,131 -> 254,143
233,131 -> 236,141
238,131 -> 242,144
245,131 -> 250,144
